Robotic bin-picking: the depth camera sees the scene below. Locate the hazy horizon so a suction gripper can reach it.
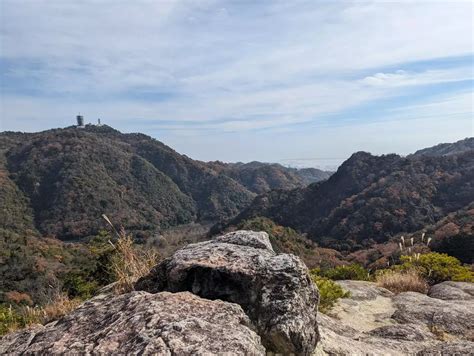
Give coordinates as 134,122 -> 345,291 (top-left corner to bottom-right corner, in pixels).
1,1 -> 473,167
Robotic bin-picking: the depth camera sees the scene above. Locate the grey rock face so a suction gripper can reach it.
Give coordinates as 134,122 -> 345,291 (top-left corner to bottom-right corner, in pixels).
0,291 -> 266,355
136,230 -> 319,355
428,281 -> 474,301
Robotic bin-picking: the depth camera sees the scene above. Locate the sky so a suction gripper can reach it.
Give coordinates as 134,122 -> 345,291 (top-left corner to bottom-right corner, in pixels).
0,0 -> 473,169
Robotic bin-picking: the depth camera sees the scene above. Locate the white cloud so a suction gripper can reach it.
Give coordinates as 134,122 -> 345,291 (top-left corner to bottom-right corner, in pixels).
361,67 -> 473,88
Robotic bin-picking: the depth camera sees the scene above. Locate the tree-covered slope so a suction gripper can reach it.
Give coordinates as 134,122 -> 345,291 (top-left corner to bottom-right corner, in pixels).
4,128 -> 198,240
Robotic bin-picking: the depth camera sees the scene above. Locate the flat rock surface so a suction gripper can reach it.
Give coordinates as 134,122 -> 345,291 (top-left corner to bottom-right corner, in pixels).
392,291 -> 474,339
328,281 -> 396,332
315,280 -> 474,355
136,230 -> 319,355
0,291 -> 266,355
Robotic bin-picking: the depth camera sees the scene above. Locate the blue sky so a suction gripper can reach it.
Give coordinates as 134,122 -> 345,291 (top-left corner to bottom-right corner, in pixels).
0,0 -> 473,169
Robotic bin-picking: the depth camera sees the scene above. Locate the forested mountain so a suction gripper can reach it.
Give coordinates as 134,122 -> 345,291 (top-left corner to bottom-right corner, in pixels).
294,167 -> 333,185
0,125 -> 327,241
207,161 -> 332,194
229,145 -> 474,252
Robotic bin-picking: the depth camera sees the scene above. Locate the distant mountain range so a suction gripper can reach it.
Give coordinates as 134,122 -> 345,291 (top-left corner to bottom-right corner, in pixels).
228,138 -> 474,254
0,125 -> 331,241
207,161 -> 332,194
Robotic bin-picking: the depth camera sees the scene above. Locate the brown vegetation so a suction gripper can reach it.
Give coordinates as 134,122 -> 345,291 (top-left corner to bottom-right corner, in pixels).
104,215 -> 159,294
0,294 -> 80,335
376,269 -> 428,294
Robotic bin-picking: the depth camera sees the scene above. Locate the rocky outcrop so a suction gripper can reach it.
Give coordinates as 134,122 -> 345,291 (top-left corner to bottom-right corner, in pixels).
0,291 -> 265,355
136,230 -> 319,355
316,281 -> 474,355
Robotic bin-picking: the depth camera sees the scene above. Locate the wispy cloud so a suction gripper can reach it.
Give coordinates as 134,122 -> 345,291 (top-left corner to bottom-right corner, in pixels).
0,0 -> 472,163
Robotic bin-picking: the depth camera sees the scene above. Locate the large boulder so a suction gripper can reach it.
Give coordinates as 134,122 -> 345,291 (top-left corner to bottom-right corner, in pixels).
136,230 -> 319,355
0,291 -> 265,355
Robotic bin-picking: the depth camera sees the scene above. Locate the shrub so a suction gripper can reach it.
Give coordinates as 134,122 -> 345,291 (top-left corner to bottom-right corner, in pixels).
319,263 -> 370,281
376,269 -> 428,294
398,252 -> 474,285
310,270 -> 350,313
86,230 -> 117,286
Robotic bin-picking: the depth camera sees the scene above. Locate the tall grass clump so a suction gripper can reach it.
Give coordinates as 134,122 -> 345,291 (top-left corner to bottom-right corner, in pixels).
103,215 -> 159,293
376,269 -> 428,294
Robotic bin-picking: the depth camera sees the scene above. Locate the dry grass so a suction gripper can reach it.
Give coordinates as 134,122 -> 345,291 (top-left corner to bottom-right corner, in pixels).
0,294 -> 81,335
40,294 -> 81,323
109,227 -> 159,294
376,269 -> 429,294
